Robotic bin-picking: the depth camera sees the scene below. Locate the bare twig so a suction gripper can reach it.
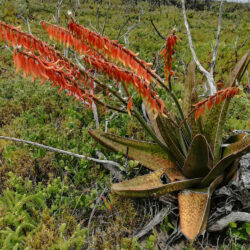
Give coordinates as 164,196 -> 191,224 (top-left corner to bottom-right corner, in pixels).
92,102 -> 100,129
181,0 -> 217,95
88,20 -> 98,32
73,0 -> 80,17
74,51 -> 85,70
0,135 -> 121,168
134,207 -> 170,239
142,103 -> 150,124
150,18 -> 165,40
101,0 -> 111,35
237,37 -> 250,51
180,49 -> 187,74
20,15 -> 33,35
3,45 -> 13,54
234,37 -> 250,63
96,151 -> 123,181
116,17 -> 130,40
121,23 -> 139,45
88,187 -> 107,235
55,0 -> 64,24
208,212 -> 250,231
92,82 -> 100,129
119,10 -> 142,45
210,0 -> 223,77
105,111 -> 118,132
96,6 -> 100,32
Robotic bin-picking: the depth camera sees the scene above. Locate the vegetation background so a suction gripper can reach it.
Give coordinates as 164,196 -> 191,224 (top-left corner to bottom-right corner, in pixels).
0,0 -> 249,248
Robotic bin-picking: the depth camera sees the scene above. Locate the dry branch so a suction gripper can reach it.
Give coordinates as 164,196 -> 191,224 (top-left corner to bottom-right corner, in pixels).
134,207 -> 170,239
0,135 -> 120,168
181,0 -> 217,95
96,151 -> 123,181
210,0 -> 223,77
208,212 -> 250,231
150,18 -> 165,40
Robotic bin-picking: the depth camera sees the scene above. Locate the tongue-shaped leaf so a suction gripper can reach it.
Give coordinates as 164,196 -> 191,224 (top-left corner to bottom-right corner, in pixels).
179,175 -> 223,241
182,61 -> 203,136
146,111 -> 186,165
224,132 -> 248,144
223,136 -> 250,158
111,169 -> 201,198
89,130 -> 184,182
201,136 -> 250,187
222,133 -> 248,184
182,134 -> 210,178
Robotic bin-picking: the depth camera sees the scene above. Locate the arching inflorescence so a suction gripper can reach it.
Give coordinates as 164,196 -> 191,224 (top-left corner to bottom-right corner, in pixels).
41,21 -> 165,117
194,87 -> 240,119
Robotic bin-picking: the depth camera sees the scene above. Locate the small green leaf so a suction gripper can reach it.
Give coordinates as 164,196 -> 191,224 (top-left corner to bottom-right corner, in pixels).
228,222 -> 237,228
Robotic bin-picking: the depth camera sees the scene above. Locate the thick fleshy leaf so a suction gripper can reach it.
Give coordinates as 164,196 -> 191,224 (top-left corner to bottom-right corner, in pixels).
203,52 -> 249,162
223,136 -> 250,157
111,169 -> 201,198
146,110 -> 185,166
201,137 -> 250,187
223,158 -> 240,185
182,61 -> 203,136
179,175 -> 223,241
224,132 -> 247,144
225,51 -> 249,88
89,130 -> 184,182
182,134 -> 210,178
179,189 -> 210,241
221,134 -> 247,184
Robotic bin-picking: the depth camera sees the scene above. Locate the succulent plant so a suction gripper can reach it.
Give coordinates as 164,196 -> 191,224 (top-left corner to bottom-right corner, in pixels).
89,54 -> 250,241
0,16 -> 249,241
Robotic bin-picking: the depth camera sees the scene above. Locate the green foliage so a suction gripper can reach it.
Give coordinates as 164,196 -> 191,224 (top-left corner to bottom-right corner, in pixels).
0,182 -> 45,249
160,216 -> 174,233
145,228 -> 158,250
227,222 -> 250,241
0,173 -> 88,249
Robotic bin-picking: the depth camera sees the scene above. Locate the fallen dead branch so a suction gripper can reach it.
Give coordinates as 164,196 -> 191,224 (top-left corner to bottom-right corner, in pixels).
0,135 -> 120,168
134,207 -> 170,239
208,212 -> 250,232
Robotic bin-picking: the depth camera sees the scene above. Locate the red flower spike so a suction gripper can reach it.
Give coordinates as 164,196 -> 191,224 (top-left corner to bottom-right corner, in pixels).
82,54 -> 164,116
2,21 -> 165,118
161,32 -> 179,83
193,86 -> 240,119
13,50 -> 96,110
68,20 -> 154,84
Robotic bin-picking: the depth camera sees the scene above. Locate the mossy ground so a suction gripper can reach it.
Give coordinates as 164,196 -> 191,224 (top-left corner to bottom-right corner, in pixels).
0,0 -> 249,249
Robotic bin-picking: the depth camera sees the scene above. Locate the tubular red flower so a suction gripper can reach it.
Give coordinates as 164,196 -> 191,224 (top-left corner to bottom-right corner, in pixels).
160,33 -> 179,83
13,50 -> 96,109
